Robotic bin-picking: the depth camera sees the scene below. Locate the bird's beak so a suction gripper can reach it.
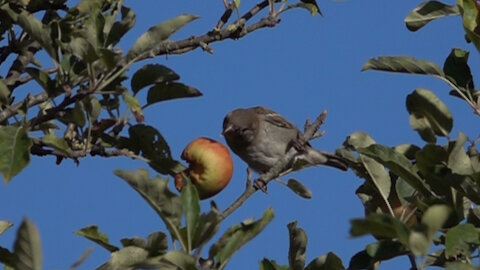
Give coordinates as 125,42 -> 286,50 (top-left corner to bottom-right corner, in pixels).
222,124 -> 234,136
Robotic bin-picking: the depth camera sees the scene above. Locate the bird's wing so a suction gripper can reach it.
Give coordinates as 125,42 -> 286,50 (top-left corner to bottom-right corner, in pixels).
253,106 -> 296,129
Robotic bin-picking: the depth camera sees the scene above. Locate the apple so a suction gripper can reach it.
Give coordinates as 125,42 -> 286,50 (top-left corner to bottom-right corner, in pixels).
175,137 -> 234,199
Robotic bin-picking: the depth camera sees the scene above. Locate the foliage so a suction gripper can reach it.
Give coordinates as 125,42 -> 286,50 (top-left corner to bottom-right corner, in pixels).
2,0 -> 480,269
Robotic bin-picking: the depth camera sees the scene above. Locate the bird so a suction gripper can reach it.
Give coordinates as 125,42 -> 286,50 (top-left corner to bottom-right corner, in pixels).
222,106 -> 347,175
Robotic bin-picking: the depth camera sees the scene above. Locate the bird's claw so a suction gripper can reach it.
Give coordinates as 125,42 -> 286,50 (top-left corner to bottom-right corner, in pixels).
253,178 -> 268,193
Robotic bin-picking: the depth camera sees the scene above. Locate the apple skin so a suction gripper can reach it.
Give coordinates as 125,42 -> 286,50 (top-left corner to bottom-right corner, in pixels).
175,137 -> 234,199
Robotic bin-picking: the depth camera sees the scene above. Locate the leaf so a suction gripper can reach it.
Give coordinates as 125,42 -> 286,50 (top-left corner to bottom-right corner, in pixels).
131,64 -> 179,94
0,126 -> 32,183
114,169 -> 183,238
105,6 -> 136,47
305,252 -> 344,270
0,220 -> 13,235
345,131 -> 376,149
359,155 -> 391,212
0,79 -> 11,106
422,204 -> 452,239
357,144 -> 432,197
286,179 -> 312,199
445,223 -> 480,258
160,251 -> 196,270
362,56 -> 444,77
122,91 -> 144,123
406,88 -> 453,141
181,179 -> 200,253
350,214 -> 410,245
209,208 -> 274,268
365,239 -> 409,261
145,232 -> 168,256
126,14 -> 199,60
445,262 -> 479,270
287,221 -> 307,270
127,124 -> 186,175
41,134 -> 73,156
448,132 -> 474,175
259,259 -> 289,270
16,10 -> 56,59
394,144 -> 421,160
192,203 -> 220,250
68,37 -> 99,63
458,0 -> 480,54
25,68 -> 56,97
443,48 -> 475,91
405,1 -> 459,31
103,246 -> 149,269
13,218 -> 41,270
409,230 -> 430,256
68,0 -> 102,17
146,82 -> 202,106
82,95 -> 101,122
0,246 -> 17,269
75,225 -> 119,252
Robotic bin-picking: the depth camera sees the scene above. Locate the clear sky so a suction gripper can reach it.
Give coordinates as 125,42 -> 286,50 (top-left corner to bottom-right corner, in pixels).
1,0 -> 479,269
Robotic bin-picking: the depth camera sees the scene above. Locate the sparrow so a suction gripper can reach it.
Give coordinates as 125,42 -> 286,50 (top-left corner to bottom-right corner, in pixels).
222,106 -> 347,175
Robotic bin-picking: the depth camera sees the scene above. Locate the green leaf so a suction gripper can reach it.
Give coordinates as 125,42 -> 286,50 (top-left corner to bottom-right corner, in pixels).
287,221 -> 307,270
0,79 -> 10,106
350,214 -> 410,245
121,237 -> 147,249
82,95 -> 101,122
345,131 -> 376,149
0,221 -> 13,235
106,6 -> 136,47
443,48 -> 475,90
181,179 -> 200,253
359,154 -> 391,212
122,91 -> 144,122
192,203 -> 220,250
0,126 -> 32,183
445,223 -> 480,258
445,262 -> 479,270
160,251 -> 196,270
405,1 -> 459,31
102,246 -> 149,269
305,252 -> 344,270
127,124 -> 186,175
145,231 -> 168,256
68,0 -> 103,17
25,68 -> 56,97
259,259 -> 289,270
365,239 -> 408,261
126,14 -> 200,60
362,56 -> 444,77
448,132 -> 474,175
209,208 -> 274,268
131,64 -> 180,94
41,134 -> 73,156
422,204 -> 452,239
406,88 -> 453,141
357,144 -> 432,197
458,0 -> 480,54
68,37 -> 98,63
114,169 -> 183,238
15,10 -> 56,59
75,225 -> 119,252
394,144 -> 421,160
13,218 -> 41,270
146,82 -> 202,106
409,230 -> 430,256
0,246 -> 17,269
286,178 -> 312,199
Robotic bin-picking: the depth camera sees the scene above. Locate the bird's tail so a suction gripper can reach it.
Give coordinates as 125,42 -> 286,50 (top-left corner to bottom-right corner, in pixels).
301,148 -> 348,171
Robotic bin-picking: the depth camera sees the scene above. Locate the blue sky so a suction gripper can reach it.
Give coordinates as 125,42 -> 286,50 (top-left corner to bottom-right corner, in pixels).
1,0 -> 479,269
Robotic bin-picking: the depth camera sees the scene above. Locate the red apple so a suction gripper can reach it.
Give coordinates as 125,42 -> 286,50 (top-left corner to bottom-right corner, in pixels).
175,137 -> 234,199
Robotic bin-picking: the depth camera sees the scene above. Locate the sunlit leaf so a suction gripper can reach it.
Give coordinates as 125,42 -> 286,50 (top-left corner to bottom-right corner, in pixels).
345,131 -> 376,149
445,223 -> 480,258
123,91 -> 144,122
0,126 -> 32,183
359,155 -> 391,211
458,0 -> 480,54
405,1 -> 459,31
362,56 -> 444,76
181,179 -> 200,253
106,6 -> 136,47
114,169 -> 183,238
131,64 -> 179,94
145,231 -> 168,256
358,144 -> 432,197
406,88 -> 452,140
75,225 -> 119,252
445,262 -> 479,270
41,134 -> 73,156
409,230 -> 430,256
0,79 -> 11,106
350,214 -> 410,245
448,132 -> 474,175
209,208 -> 274,268
305,252 -> 344,270
126,14 -> 200,60
286,178 -> 312,199
259,258 -> 289,270
15,10 -> 56,59
422,204 -> 451,239
287,221 -> 307,270
160,251 -> 196,270
0,220 -> 13,235
13,218 -> 41,270
192,203 -> 220,250
365,239 -> 409,261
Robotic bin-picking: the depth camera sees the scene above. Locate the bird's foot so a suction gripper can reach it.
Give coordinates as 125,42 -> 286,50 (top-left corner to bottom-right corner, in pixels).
253,178 -> 268,193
